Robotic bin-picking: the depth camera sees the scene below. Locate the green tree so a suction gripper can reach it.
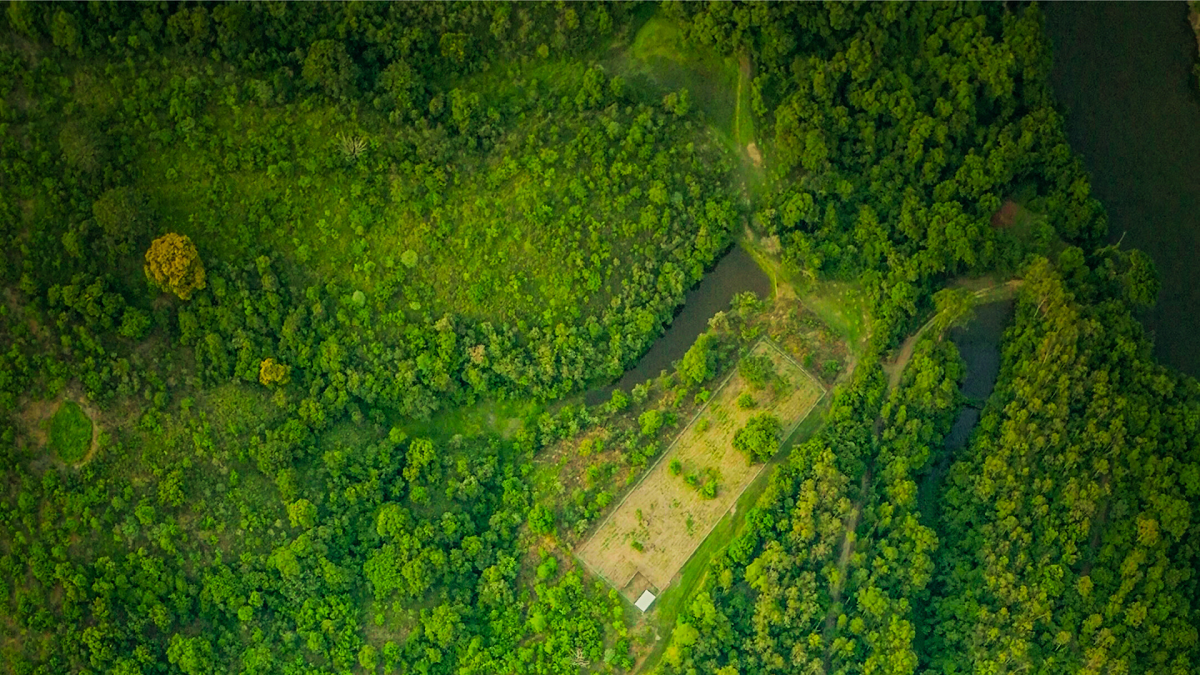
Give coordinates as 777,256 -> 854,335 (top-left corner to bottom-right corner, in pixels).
50,9 -> 81,56
167,635 -> 214,675
144,233 -> 207,300
302,39 -> 357,98
528,504 -> 555,535
732,412 -> 782,463
287,499 -> 317,529
678,333 -> 715,385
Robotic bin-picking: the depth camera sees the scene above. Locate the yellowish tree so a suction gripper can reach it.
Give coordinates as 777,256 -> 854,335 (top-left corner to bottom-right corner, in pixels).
144,233 -> 206,300
259,358 -> 290,386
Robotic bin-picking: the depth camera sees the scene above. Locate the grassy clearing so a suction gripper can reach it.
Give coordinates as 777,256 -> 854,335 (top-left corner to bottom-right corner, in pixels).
801,281 -> 870,351
742,238 -> 871,355
48,400 -> 92,464
400,397 -> 542,444
616,14 -> 769,203
617,16 -> 752,154
577,341 -> 823,598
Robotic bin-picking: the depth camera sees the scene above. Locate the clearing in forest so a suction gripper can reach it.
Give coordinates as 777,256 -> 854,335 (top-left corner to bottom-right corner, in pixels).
576,340 -> 824,602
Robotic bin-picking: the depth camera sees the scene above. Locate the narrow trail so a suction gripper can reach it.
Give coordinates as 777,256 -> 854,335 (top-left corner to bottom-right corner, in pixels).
883,279 -> 1023,393
821,470 -> 868,673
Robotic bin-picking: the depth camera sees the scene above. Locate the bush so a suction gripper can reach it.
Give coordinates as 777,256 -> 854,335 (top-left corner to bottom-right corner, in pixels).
738,354 -> 774,390
639,409 -> 664,436
732,413 -> 782,464
737,392 -> 756,409
528,504 -> 555,535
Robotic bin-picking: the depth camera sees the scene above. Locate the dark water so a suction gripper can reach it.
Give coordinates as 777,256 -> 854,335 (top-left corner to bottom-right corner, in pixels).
918,299 -> 1013,529
945,300 -> 1013,450
583,246 -> 772,405
1045,2 -> 1200,378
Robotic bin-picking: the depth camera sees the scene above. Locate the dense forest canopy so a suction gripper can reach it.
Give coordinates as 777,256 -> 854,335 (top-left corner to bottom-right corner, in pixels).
0,3 -> 1196,675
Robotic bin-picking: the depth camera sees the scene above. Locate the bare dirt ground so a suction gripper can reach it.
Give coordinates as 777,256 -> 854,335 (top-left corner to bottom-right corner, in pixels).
577,340 -> 824,600
746,142 -> 763,167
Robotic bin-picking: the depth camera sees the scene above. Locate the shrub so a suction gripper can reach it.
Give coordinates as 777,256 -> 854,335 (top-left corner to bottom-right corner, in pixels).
732,413 -> 783,463
528,504 -> 555,535
639,409 -> 664,436
739,354 -> 774,390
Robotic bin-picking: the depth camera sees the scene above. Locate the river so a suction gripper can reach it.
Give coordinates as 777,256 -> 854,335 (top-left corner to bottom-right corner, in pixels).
584,245 -> 772,405
1045,2 -> 1200,378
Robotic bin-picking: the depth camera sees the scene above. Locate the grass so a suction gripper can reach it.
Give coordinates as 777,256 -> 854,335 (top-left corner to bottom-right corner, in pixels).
617,16 -> 752,155
616,13 -> 771,205
400,397 -> 542,444
741,238 -> 871,354
801,281 -> 870,350
577,341 -> 823,597
49,400 -> 92,464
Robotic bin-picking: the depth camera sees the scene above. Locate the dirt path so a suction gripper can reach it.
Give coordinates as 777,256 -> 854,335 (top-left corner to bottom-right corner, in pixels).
821,469 -> 868,672
883,279 -> 1023,393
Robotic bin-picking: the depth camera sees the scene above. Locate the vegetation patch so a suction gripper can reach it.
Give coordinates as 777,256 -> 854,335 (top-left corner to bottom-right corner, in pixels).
48,400 -> 93,464
576,340 -> 823,600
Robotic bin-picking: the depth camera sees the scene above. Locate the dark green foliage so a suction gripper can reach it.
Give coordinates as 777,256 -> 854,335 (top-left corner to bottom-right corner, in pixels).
731,412 -> 781,463
672,2 -> 1106,348
1,4 -> 1198,675
48,400 -> 91,463
662,341 -> 957,674
92,187 -> 147,241
302,39 -> 358,98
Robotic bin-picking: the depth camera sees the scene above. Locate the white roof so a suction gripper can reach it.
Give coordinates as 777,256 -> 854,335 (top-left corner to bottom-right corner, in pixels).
634,590 -> 656,612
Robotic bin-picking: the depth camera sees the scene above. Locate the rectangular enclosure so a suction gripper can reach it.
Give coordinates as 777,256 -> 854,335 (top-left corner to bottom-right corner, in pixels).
576,340 -> 824,601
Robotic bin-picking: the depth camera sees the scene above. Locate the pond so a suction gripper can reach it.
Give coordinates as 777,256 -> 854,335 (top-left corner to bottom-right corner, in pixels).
584,245 -> 772,405
944,299 -> 1013,451
918,298 -> 1014,526
1045,2 -> 1200,378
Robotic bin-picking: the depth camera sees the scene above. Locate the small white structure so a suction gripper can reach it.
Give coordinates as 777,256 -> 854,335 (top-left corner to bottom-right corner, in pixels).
634,590 -> 657,612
